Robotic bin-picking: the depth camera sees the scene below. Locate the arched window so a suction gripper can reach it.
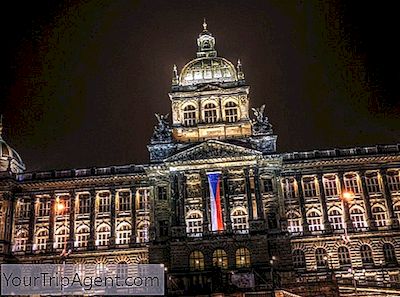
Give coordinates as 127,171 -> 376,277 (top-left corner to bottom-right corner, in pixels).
96,224 -> 110,246
338,246 -> 351,267
76,225 -> 90,248
35,229 -> 48,251
213,249 -> 228,269
315,248 -> 328,268
136,221 -> 149,243
204,103 -> 217,123
292,249 -> 306,269
183,105 -> 196,126
307,210 -> 323,231
224,101 -> 238,123
372,206 -> 387,227
287,211 -> 302,233
350,207 -> 367,230
231,208 -> 249,233
383,243 -> 397,265
189,250 -> 204,271
117,223 -> 131,245
360,245 -> 374,265
186,211 -> 203,237
13,230 -> 28,252
328,209 -> 344,230
55,227 -> 69,250
236,247 -> 251,268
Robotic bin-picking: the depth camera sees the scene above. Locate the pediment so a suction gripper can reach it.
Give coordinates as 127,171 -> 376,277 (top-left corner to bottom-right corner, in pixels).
195,84 -> 224,92
165,140 -> 261,163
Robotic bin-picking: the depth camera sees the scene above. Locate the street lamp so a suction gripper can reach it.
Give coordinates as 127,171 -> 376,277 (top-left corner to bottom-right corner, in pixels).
270,256 -> 277,292
341,191 -> 355,242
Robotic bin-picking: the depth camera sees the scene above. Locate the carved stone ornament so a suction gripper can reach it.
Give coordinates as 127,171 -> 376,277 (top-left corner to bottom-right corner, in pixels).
251,105 -> 273,135
151,113 -> 172,143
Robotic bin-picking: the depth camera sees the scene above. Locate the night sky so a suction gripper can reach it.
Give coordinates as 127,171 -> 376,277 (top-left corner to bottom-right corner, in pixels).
0,0 -> 399,171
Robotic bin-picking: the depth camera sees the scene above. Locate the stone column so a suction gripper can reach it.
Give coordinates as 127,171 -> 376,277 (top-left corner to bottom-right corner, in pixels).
88,189 -> 96,250
317,174 -> 331,232
130,187 -> 137,245
253,167 -> 265,220
27,195 -> 36,253
109,188 -> 116,247
177,173 -> 186,226
380,169 -> 399,229
47,194 -> 56,252
244,168 -> 254,220
294,175 -> 310,234
359,171 -> 374,229
68,190 -> 76,251
170,173 -> 179,226
222,171 -> 232,231
338,172 -> 354,232
201,170 -> 210,233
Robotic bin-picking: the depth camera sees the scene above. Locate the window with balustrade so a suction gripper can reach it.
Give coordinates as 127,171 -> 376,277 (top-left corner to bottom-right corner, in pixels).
76,226 -> 90,248
98,192 -> 110,213
315,248 -> 328,267
360,245 -> 374,265
204,103 -> 217,123
344,174 -> 360,194
13,230 -> 28,252
287,211 -> 303,233
338,246 -> 351,267
387,170 -> 400,192
365,173 -> 381,193
292,249 -> 306,269
324,176 -> 338,197
350,207 -> 367,230
236,247 -> 251,268
136,221 -> 149,243
372,206 -> 387,227
213,249 -> 228,269
224,101 -> 238,123
329,209 -> 344,230
35,229 -> 48,251
189,250 -> 204,271
383,243 -> 397,265
55,227 -> 69,250
118,191 -> 131,212
303,178 -> 318,198
78,194 -> 90,214
183,105 -> 196,126
117,223 -> 131,245
231,208 -> 249,232
307,210 -> 323,231
96,224 -> 110,246
186,211 -> 203,236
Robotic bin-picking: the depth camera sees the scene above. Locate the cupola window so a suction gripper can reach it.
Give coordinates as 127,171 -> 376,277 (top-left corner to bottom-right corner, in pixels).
183,105 -> 197,126
204,103 -> 217,123
225,101 -> 238,123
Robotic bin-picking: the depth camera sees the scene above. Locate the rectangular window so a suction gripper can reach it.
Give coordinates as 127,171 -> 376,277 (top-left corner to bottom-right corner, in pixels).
263,178 -> 273,193
158,186 -> 167,201
324,176 -> 338,197
38,200 -> 50,217
387,170 -> 400,192
366,173 -> 381,193
118,191 -> 131,212
282,178 -> 296,200
98,192 -> 110,213
159,220 -> 169,237
303,178 -> 318,198
18,201 -> 30,219
344,174 -> 360,194
78,194 -> 90,214
137,189 -> 150,211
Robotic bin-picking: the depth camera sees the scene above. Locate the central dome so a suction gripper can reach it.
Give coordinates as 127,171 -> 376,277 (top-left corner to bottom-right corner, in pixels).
179,57 -> 238,86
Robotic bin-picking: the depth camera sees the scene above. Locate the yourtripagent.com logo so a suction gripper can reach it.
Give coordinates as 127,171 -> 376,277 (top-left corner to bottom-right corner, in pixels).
1,264 -> 164,295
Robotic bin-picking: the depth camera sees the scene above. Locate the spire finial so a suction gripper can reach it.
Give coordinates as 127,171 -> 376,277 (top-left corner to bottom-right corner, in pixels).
203,18 -> 207,31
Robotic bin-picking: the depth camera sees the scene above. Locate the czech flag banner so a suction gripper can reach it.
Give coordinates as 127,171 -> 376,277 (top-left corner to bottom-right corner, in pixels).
207,172 -> 224,231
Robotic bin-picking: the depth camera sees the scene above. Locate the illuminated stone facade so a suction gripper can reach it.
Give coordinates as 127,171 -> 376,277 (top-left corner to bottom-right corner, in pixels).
0,22 -> 400,296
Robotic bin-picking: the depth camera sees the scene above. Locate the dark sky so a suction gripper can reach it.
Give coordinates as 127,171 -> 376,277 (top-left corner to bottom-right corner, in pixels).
0,0 -> 399,171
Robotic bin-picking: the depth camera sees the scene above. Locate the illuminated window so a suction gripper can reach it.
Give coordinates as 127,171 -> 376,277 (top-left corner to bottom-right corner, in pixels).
350,207 -> 367,229
213,249 -> 228,269
282,178 -> 296,200
98,192 -> 110,213
328,209 -> 344,230
186,211 -> 203,237
76,226 -> 89,248
38,200 -> 50,217
117,223 -> 131,245
231,208 -> 248,232
118,191 -> 131,212
56,196 -> 70,215
137,189 -> 150,211
78,194 -> 90,214
35,229 -> 48,251
387,170 -> 400,192
360,245 -> 374,265
204,103 -> 217,123
96,224 -> 110,246
13,230 -> 28,252
236,247 -> 251,268
224,101 -> 238,123
292,249 -> 306,269
394,204 -> 400,222
287,211 -> 302,233
365,173 -> 381,193
315,248 -> 328,268
344,174 -> 360,194
136,220 -> 149,243
338,246 -> 351,267
183,105 -> 196,126
18,201 -> 30,219
307,210 -> 323,231
324,176 -> 338,197
383,243 -> 397,265
303,177 -> 318,198
372,206 -> 387,227
189,250 -> 204,271
55,227 -> 69,250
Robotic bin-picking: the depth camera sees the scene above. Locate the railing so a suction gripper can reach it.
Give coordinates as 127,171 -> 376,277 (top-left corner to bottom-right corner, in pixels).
274,290 -> 302,297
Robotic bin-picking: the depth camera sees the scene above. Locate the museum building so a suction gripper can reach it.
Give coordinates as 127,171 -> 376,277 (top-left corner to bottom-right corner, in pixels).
0,22 -> 399,296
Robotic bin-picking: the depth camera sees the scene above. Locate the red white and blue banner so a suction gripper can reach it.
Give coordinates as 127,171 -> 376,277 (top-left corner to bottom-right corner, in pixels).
207,172 -> 224,231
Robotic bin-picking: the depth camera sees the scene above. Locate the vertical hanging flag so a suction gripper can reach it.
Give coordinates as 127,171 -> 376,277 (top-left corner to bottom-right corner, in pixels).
207,172 -> 224,231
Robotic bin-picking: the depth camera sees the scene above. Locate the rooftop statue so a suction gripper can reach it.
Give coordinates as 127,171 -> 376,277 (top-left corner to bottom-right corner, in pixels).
151,113 -> 172,143
251,105 -> 273,135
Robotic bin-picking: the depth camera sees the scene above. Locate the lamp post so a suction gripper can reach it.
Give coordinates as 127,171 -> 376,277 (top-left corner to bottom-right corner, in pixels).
270,256 -> 277,292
